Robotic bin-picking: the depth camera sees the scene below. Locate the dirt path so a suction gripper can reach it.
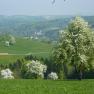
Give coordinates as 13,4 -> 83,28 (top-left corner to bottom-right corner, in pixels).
0,52 -> 49,55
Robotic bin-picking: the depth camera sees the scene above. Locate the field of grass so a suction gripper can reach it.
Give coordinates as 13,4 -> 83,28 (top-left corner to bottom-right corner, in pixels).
0,79 -> 94,94
0,55 -> 24,64
0,38 -> 52,54
0,38 -> 53,64
0,52 -> 51,64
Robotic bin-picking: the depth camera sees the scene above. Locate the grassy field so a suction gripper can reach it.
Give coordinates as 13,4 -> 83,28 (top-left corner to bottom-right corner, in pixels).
0,52 -> 51,64
0,38 -> 52,54
0,55 -> 24,64
0,38 -> 52,64
0,79 -> 94,94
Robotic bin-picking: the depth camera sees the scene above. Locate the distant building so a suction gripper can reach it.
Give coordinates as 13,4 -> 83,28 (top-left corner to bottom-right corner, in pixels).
37,30 -> 42,36
34,30 -> 42,36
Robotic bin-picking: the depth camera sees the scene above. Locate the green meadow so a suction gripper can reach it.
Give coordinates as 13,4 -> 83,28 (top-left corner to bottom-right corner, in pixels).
0,38 -> 52,54
0,55 -> 24,64
0,79 -> 93,94
0,38 -> 53,64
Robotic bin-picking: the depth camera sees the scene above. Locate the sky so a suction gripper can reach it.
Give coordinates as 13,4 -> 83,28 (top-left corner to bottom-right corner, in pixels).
0,0 -> 94,16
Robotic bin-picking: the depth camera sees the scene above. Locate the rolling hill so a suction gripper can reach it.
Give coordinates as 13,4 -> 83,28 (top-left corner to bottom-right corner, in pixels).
0,37 -> 53,64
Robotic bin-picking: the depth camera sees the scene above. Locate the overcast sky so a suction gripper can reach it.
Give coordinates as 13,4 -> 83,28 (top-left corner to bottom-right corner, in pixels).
0,0 -> 94,16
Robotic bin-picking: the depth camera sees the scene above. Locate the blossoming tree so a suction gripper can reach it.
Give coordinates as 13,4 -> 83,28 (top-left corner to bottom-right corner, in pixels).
53,17 -> 94,79
48,72 -> 58,80
0,68 -> 14,79
26,60 -> 47,79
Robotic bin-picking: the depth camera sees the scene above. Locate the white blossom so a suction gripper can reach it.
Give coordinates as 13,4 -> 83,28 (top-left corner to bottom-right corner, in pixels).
26,60 -> 47,78
1,69 -> 14,79
48,72 -> 58,80
69,16 -> 89,32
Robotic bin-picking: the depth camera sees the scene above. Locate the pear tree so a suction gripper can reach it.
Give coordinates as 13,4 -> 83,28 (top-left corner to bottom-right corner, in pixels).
53,17 -> 94,79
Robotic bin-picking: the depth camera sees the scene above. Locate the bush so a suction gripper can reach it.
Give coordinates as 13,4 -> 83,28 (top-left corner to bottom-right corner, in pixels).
24,60 -> 47,79
0,68 -> 14,79
48,72 -> 58,80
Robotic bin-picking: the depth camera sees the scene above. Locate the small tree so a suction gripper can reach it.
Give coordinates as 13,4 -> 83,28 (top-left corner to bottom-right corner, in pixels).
9,35 -> 16,45
48,72 -> 58,80
0,68 -> 14,79
24,60 -> 47,79
53,17 -> 94,79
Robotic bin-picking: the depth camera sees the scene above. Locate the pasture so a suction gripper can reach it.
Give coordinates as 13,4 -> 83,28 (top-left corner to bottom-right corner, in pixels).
0,38 -> 52,54
0,79 -> 93,94
0,38 -> 52,64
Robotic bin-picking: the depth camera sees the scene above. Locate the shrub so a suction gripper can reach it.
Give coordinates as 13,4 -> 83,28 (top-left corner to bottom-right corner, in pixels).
25,60 -> 47,79
48,72 -> 58,80
0,68 -> 14,79
9,35 -> 16,45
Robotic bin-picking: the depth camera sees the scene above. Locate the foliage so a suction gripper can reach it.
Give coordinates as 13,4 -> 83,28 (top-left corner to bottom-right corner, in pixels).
48,72 -> 58,80
22,60 -> 47,79
0,34 -> 16,45
0,68 -> 14,79
9,35 -> 16,45
53,17 -> 94,79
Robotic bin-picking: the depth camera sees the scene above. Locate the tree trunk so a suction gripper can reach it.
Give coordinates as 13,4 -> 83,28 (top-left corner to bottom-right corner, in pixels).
79,70 -> 83,80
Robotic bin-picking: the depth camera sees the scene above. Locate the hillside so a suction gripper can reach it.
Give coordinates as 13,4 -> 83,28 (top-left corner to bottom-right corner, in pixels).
0,37 -> 52,54
0,15 -> 94,41
0,37 -> 52,64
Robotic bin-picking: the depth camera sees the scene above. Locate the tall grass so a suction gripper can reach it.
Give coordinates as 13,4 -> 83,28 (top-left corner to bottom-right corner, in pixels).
0,79 -> 94,94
